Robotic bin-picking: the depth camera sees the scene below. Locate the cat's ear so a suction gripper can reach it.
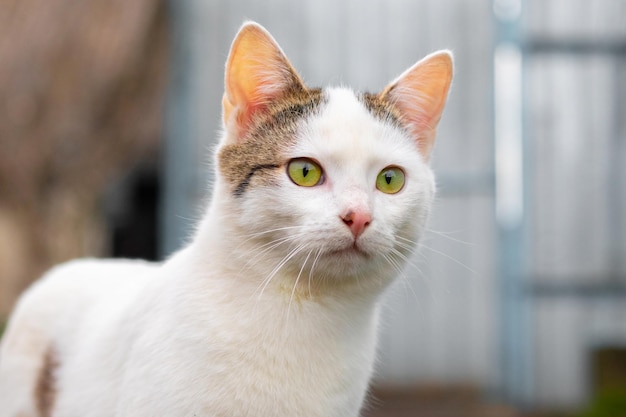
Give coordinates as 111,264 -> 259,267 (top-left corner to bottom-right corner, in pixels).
222,22 -> 305,140
381,51 -> 453,160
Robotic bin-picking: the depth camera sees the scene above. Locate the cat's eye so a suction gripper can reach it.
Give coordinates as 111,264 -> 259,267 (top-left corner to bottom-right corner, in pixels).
287,158 -> 323,187
376,166 -> 405,194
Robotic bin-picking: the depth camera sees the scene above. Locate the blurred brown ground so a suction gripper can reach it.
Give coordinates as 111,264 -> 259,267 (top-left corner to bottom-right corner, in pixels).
364,386 -> 580,417
364,386 -> 521,417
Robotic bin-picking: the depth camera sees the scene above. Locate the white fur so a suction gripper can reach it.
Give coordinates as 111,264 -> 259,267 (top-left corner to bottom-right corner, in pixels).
0,88 -> 435,417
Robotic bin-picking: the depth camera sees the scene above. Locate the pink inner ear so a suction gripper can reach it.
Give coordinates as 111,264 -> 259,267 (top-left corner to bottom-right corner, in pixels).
222,23 -> 304,139
383,51 -> 453,159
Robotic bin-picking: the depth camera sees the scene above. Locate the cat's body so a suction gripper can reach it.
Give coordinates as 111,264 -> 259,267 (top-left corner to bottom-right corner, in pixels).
0,23 -> 452,417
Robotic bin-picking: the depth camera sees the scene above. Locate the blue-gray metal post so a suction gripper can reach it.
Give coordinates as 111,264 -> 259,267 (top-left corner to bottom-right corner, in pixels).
160,0 -> 199,258
493,0 -> 534,407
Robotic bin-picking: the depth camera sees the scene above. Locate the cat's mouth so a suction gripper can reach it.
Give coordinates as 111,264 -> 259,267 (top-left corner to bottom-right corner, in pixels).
327,242 -> 370,259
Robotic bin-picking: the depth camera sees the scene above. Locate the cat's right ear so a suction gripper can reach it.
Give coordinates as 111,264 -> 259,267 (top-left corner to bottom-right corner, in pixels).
381,51 -> 453,160
222,22 -> 305,141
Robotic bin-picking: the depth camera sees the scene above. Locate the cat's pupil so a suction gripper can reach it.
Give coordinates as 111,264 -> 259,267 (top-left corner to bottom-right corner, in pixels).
385,172 -> 393,184
303,165 -> 309,177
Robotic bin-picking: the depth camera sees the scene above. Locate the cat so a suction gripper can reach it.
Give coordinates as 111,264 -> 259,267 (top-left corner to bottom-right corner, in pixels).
0,21 -> 452,417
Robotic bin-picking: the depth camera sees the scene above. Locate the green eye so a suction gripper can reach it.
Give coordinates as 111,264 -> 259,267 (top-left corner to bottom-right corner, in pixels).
287,158 -> 323,187
376,166 -> 405,194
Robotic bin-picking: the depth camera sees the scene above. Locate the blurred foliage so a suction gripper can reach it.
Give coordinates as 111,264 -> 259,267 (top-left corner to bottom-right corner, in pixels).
578,388 -> 626,417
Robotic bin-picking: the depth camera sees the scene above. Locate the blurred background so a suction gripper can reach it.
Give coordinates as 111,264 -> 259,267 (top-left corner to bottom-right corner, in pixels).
1,0 -> 625,416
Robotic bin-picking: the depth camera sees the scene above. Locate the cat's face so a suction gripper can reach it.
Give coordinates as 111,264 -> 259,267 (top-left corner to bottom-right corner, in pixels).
213,22 -> 452,289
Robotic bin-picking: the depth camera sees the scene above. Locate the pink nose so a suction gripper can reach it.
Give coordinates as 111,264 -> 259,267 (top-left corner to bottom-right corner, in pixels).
341,210 -> 372,239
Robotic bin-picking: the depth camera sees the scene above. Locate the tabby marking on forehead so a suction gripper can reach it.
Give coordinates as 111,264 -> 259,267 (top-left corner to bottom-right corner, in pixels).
360,92 -> 403,127
233,163 -> 280,197
219,87 -> 324,197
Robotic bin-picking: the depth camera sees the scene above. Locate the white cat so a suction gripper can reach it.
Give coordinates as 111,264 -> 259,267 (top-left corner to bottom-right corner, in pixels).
0,22 -> 452,417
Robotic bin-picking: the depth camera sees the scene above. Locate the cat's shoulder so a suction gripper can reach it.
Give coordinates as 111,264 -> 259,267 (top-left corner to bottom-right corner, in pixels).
13,258 -> 159,316
40,257 -> 158,288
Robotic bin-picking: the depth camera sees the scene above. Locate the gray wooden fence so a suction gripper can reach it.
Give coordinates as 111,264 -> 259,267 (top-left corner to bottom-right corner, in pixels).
523,0 -> 626,407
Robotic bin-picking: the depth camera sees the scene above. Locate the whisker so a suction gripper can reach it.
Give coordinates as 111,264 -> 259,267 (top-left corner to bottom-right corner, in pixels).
287,249 -> 313,321
244,225 -> 307,240
389,248 -> 418,270
425,228 -> 474,246
249,235 -> 297,256
419,244 -> 477,275
242,234 -> 306,271
255,244 -> 307,301
382,253 -> 403,276
396,235 -> 417,245
234,225 -> 308,253
385,250 -> 431,305
308,249 -> 323,299
394,240 -> 416,253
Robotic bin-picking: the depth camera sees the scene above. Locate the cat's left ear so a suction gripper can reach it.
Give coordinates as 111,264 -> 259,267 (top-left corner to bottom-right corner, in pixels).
222,22 -> 305,141
381,51 -> 453,160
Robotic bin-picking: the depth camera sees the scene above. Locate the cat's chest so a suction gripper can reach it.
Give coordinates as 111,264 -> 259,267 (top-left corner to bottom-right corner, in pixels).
131,295 -> 375,417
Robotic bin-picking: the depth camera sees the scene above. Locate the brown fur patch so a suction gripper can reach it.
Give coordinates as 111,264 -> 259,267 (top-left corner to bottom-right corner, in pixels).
35,347 -> 58,417
218,86 -> 324,196
360,92 -> 403,127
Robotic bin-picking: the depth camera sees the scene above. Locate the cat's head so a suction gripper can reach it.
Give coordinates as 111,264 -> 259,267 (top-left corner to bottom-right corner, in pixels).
211,22 -> 452,292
